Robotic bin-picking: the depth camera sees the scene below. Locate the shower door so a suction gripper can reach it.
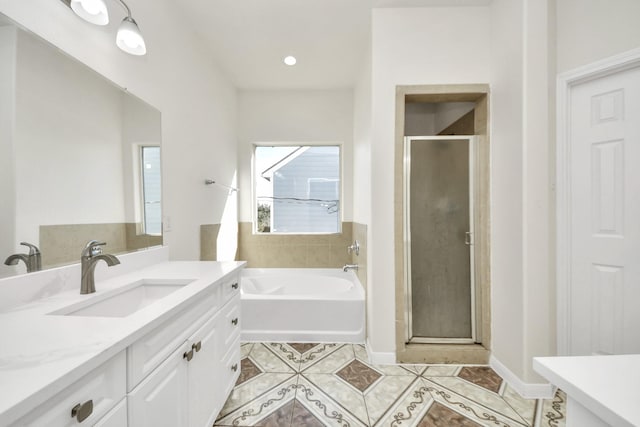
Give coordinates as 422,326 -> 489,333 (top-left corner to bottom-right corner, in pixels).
404,136 -> 476,344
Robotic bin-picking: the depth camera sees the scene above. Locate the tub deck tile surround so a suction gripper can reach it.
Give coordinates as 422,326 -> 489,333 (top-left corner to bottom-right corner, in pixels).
214,343 -> 566,427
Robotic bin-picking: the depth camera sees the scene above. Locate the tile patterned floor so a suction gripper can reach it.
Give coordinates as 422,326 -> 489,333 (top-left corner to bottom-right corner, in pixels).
215,343 -> 567,427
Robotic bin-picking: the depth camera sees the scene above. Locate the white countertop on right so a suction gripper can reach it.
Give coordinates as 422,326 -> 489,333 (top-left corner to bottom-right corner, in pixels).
533,354 -> 640,427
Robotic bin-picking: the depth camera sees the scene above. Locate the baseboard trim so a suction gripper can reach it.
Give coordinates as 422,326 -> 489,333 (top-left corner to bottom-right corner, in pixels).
490,355 -> 555,399
365,337 -> 396,365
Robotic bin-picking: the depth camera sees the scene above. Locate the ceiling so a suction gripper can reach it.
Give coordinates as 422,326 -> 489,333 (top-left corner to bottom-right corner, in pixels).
179,0 -> 492,90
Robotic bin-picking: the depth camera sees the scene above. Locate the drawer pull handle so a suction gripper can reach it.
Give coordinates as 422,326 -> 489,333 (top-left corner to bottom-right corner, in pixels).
231,363 -> 238,372
231,318 -> 238,326
231,282 -> 239,290
71,400 -> 93,423
183,349 -> 194,362
192,341 -> 202,352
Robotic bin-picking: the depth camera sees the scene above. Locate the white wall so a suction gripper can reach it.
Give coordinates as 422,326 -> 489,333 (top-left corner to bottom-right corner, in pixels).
370,7 -> 491,352
237,90 -> 354,224
352,48 -> 372,227
0,0 -> 238,261
0,25 -> 16,277
557,0 -> 640,73
14,28 -> 125,247
489,0 -> 556,387
489,0 -> 525,381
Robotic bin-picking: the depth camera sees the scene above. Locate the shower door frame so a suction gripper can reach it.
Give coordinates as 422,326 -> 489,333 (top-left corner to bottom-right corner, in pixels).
403,135 -> 478,345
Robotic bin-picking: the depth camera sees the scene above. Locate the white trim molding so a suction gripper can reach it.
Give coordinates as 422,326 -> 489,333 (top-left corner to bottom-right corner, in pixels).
365,338 -> 396,365
490,355 -> 555,399
556,47 -> 640,356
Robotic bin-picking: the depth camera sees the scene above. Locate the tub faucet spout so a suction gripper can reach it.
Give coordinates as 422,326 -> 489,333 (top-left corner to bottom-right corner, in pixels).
343,264 -> 359,272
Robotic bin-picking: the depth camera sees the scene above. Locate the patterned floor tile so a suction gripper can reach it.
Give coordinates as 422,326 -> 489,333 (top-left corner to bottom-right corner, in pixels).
302,343 -> 355,373
500,383 -> 537,426
216,374 -> 298,426
422,378 -> 529,427
418,402 -> 482,426
218,343 -> 568,427
241,342 -> 254,359
336,359 -> 383,392
535,389 -> 566,427
364,375 -> 421,425
422,366 -> 460,377
236,357 -> 263,386
458,366 -> 503,393
249,343 -> 298,373
372,377 -> 436,426
296,374 -> 370,426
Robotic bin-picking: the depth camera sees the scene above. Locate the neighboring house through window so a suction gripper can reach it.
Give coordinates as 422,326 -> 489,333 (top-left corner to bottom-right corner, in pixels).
254,145 -> 340,233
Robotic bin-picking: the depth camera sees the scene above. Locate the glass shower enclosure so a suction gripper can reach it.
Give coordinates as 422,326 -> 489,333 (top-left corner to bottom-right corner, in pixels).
404,136 -> 477,344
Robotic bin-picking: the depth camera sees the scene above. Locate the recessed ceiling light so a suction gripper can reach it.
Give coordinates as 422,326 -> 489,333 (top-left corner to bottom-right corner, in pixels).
284,56 -> 297,66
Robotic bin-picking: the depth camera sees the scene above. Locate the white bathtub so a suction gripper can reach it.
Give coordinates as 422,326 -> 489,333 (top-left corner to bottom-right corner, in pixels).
241,268 -> 365,343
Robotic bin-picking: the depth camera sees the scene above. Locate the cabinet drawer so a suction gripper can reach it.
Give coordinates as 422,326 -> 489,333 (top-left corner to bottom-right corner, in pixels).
221,295 -> 241,349
11,351 -> 126,427
221,274 -> 240,305
127,286 -> 220,391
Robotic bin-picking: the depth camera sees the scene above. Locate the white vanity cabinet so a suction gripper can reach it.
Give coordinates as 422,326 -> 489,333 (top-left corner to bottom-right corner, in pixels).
9,351 -> 126,427
1,264 -> 244,427
128,273 -> 241,427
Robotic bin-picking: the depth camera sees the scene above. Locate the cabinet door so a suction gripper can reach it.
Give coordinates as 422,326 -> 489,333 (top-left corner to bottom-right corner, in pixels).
128,343 -> 189,427
188,311 -> 221,427
94,398 -> 127,427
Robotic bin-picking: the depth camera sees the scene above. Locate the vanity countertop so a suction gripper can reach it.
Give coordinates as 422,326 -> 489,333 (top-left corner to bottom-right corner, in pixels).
0,260 -> 245,425
533,354 -> 640,427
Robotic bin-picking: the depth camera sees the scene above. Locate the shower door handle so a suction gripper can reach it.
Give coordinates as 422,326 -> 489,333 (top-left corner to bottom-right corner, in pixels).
464,232 -> 472,245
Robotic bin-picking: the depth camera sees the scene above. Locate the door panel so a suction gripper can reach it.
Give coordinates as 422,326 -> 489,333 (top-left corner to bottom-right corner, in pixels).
408,138 -> 472,339
569,66 -> 640,355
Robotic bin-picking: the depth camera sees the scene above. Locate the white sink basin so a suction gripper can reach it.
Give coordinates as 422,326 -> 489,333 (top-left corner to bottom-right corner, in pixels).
51,279 -> 195,318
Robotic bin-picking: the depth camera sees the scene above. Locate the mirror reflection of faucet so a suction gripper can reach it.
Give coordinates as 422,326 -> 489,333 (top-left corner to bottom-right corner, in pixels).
80,240 -> 120,294
4,242 -> 42,273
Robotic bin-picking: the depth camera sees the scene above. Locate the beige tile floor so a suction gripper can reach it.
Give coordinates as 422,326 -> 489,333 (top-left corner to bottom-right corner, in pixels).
215,343 -> 566,427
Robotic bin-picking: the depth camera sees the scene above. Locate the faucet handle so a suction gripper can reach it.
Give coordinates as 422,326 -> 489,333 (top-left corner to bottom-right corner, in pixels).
81,240 -> 106,257
19,242 -> 40,255
347,240 -> 360,256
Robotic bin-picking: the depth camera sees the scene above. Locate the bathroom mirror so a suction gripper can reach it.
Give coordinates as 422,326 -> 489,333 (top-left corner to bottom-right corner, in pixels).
0,13 -> 162,278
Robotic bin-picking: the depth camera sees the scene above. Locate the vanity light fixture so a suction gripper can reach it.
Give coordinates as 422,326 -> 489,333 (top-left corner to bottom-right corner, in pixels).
115,0 -> 146,56
283,55 -> 297,66
70,0 -> 109,25
63,0 -> 146,56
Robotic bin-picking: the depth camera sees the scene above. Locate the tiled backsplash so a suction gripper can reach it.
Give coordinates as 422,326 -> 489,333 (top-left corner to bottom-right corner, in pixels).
40,223 -> 162,268
200,224 -> 221,261
237,222 -> 354,268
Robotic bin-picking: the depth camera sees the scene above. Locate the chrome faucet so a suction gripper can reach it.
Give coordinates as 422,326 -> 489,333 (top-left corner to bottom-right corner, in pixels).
4,242 -> 42,273
343,264 -> 359,272
80,240 -> 120,294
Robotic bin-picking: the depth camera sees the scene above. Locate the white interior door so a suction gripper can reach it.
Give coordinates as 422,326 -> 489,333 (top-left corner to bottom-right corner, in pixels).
569,65 -> 640,355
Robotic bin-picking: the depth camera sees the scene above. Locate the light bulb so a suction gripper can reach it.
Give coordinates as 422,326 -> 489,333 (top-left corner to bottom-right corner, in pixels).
116,17 -> 147,56
284,56 -> 297,66
70,0 -> 109,25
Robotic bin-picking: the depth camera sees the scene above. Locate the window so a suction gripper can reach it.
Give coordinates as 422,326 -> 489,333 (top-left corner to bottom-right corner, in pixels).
254,145 -> 340,233
140,146 -> 161,235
